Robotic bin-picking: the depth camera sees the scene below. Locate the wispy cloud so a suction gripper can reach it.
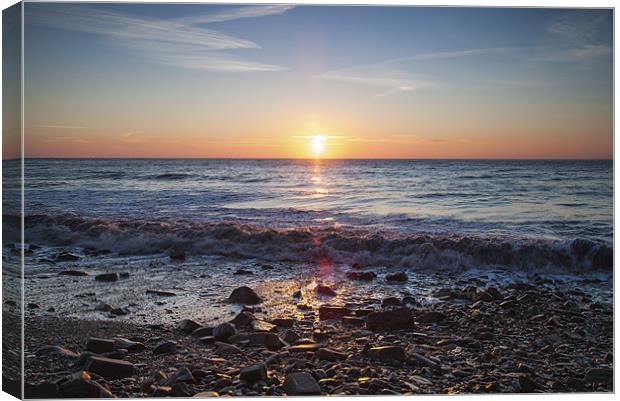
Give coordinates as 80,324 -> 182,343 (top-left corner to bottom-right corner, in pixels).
28,4 -> 293,72
35,124 -> 86,129
544,11 -> 611,62
52,136 -> 95,144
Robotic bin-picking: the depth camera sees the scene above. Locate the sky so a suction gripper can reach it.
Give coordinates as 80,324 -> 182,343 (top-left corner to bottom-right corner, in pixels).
5,3 -> 614,159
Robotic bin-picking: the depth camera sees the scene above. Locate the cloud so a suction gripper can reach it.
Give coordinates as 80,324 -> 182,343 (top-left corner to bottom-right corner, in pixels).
544,11 -> 612,62
53,136 -> 95,144
27,3 -> 293,72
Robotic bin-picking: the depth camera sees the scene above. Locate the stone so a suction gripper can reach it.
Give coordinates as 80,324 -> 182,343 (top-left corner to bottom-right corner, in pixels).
84,356 -> 134,380
346,271 -> 377,281
342,316 -> 365,325
318,306 -> 351,320
58,371 -> 113,398
229,333 -> 286,351
366,308 -> 414,331
287,343 -> 324,353
94,302 -> 113,312
228,286 -> 262,304
584,368 -> 613,384
168,247 -> 186,261
317,348 -> 346,361
251,320 -> 277,333
213,323 -> 237,342
283,372 -> 321,395
240,365 -> 267,383
113,338 -> 145,353
174,367 -> 195,384
234,268 -> 253,275
95,273 -> 119,282
215,342 -> 243,356
230,311 -> 255,327
271,318 -> 295,327
36,345 -> 79,361
25,381 -> 60,398
316,284 -> 337,296
518,374 -> 542,393
368,346 -> 406,362
191,326 -> 214,337
281,330 -> 301,345
416,311 -> 446,323
193,391 -> 219,397
178,319 -> 202,333
59,270 -> 89,276
381,297 -> 401,307
86,338 -> 115,354
385,272 -> 408,282
110,307 -> 129,316
153,341 -> 177,355
56,252 -> 80,262
146,289 -> 177,297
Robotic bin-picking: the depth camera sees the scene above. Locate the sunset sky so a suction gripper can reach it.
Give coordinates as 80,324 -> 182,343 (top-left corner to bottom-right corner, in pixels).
6,3 -> 614,159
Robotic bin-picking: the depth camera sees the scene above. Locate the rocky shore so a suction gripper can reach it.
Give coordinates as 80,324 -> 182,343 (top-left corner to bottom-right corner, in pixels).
12,270 -> 614,397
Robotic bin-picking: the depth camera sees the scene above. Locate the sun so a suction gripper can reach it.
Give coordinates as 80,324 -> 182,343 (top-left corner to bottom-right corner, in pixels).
311,135 -> 326,157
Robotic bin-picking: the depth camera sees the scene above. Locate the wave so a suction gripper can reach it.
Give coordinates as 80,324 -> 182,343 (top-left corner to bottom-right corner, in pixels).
4,213 -> 612,273
145,173 -> 195,180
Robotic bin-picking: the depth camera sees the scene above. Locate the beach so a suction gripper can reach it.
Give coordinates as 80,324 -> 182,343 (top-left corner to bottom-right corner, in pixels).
1,158 -> 614,396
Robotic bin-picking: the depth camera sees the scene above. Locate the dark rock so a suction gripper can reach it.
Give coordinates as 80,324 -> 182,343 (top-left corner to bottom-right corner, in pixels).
385,272 -> 408,282
234,268 -> 253,275
191,326 -> 214,337
178,319 -> 202,333
342,316 -> 365,325
240,365 -> 267,383
168,247 -> 186,261
59,270 -> 89,276
251,319 -> 277,333
282,372 -> 321,395
153,341 -> 177,355
215,342 -> 243,356
228,286 -> 262,304
368,346 -> 406,362
292,290 -> 302,298
94,273 -> 119,282
27,303 -> 40,309
58,371 -> 113,398
230,311 -> 255,326
287,343 -> 324,353
113,338 -> 145,353
213,323 -> 237,342
281,330 -> 301,345
146,289 -> 176,297
152,386 -> 173,397
366,307 -> 414,331
316,284 -> 337,296
56,252 -> 80,262
229,333 -> 285,351
416,311 -> 446,323
316,348 -> 346,361
318,306 -> 351,320
84,356 -> 134,380
346,271 -> 377,281
381,297 -> 401,307
86,338 -> 115,354
109,307 -> 129,316
271,318 -> 295,327
519,374 -> 542,393
94,302 -> 113,312
174,367 -> 195,384
36,345 -> 79,361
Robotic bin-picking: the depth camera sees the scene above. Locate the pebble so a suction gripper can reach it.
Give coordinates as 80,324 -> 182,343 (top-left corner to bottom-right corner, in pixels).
240,364 -> 267,383
213,323 -> 237,342
366,308 -> 414,331
84,356 -> 134,380
86,338 -> 115,354
282,372 -> 321,395
153,341 -> 177,355
368,346 -> 407,362
94,273 -> 119,282
228,286 -> 262,304
385,272 -> 408,282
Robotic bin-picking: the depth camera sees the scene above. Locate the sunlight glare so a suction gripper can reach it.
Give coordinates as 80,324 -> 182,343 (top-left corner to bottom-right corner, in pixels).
311,135 -> 326,157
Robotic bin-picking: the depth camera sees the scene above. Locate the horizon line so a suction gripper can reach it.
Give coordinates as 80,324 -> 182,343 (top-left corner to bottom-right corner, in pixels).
4,156 -> 614,161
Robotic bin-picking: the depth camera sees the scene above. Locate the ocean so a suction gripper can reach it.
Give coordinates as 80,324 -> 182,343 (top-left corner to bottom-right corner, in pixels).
3,158 -> 613,272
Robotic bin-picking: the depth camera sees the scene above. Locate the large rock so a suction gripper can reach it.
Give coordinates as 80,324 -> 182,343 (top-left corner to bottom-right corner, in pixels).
282,372 -> 321,395
240,365 -> 267,383
385,272 -> 408,282
178,319 -> 202,334
84,356 -> 134,380
59,270 -> 89,276
366,308 -> 414,331
113,338 -> 145,353
368,346 -> 407,362
215,342 -> 243,356
213,323 -> 237,342
86,338 -> 115,354
230,311 -> 255,327
316,348 -> 346,361
229,333 -> 285,351
228,286 -> 262,304
346,271 -> 377,281
191,326 -> 214,337
95,273 -> 119,282
153,341 -> 177,355
316,284 -> 337,296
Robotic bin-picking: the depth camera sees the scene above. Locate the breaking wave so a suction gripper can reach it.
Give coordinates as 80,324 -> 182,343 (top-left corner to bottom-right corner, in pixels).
4,214 -> 612,273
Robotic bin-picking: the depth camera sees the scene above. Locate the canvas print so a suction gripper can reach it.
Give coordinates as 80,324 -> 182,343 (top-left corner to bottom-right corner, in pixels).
2,1 -> 614,398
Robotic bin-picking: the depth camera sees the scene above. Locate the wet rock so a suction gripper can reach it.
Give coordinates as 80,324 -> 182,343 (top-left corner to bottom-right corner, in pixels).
251,320 -> 277,333
346,271 -> 377,281
318,306 -> 351,320
173,367 -> 196,384
416,311 -> 446,323
229,333 -> 286,351
153,341 -> 177,355
584,368 -> 613,384
240,365 -> 267,383
94,273 -> 119,282
317,284 -> 337,296
282,372 -> 321,395
261,264 -> 274,270
228,286 -> 262,304
368,346 -> 406,362
86,338 -> 115,354
178,319 -> 202,334
287,343 -> 324,353
56,252 -> 80,262
234,268 -> 253,275
109,307 -> 129,316
292,290 -> 302,299
191,326 -> 214,337
84,356 -> 134,380
113,338 -> 145,353
58,371 -> 113,398
230,311 -> 255,327
381,297 -> 401,307
366,307 -> 414,331
385,272 -> 408,282
213,323 -> 237,342
271,318 -> 295,327
281,330 -> 301,345
28,303 -> 40,309
317,348 -> 347,361
215,342 -> 243,356
146,289 -> 177,297
59,270 -> 89,276
36,345 -> 79,362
